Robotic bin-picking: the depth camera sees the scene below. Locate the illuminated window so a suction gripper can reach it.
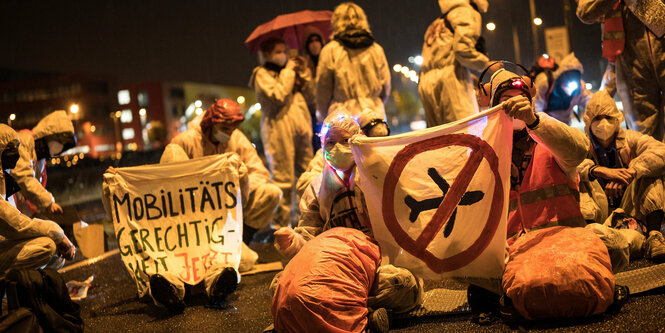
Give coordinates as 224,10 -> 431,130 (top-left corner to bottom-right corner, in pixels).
117,90 -> 131,105
120,110 -> 133,123
122,128 -> 135,140
138,91 -> 149,107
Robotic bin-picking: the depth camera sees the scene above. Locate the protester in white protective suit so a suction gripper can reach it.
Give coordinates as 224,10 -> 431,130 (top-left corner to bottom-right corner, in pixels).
577,90 -> 665,261
249,36 -> 314,228
11,111 -> 76,216
316,2 -> 391,120
533,52 -> 593,125
0,124 -> 75,276
467,68 -> 589,320
578,0 -> 665,141
419,0 -> 500,126
295,106 -> 390,201
170,99 -> 282,244
115,142 -> 251,314
274,112 -> 423,323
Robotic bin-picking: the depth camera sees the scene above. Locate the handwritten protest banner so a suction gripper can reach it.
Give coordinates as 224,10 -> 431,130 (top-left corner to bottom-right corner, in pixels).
103,154 -> 245,296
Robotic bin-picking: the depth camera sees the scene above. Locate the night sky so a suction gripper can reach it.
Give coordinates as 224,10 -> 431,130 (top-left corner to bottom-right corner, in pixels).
1,0 -> 604,88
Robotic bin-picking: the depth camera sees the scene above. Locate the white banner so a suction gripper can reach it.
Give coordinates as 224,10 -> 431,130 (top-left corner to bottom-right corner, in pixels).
350,106 -> 512,280
104,154 -> 244,297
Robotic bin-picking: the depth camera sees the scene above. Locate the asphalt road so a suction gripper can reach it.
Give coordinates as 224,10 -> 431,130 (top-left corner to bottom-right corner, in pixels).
61,241 -> 665,332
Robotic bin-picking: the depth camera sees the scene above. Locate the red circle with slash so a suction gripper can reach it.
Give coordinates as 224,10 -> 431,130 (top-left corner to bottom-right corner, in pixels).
382,133 -> 504,273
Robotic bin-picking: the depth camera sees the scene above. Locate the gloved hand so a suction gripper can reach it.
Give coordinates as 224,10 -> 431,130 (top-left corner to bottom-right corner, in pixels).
274,227 -> 295,250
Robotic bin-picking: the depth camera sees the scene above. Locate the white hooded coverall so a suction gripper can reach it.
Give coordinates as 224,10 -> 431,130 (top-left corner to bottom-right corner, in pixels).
0,124 -> 65,275
533,52 -> 593,125
11,111 -> 75,215
170,125 -> 282,231
250,65 -> 314,227
578,91 -> 665,224
578,0 -> 665,141
419,0 -> 490,126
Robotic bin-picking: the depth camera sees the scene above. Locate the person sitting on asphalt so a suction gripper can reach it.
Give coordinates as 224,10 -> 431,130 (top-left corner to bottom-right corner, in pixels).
11,110 -> 77,217
295,106 -> 390,201
533,52 -> 593,125
0,124 -> 75,276
577,90 -> 665,261
170,99 -> 282,246
274,112 -> 423,322
467,67 -> 590,317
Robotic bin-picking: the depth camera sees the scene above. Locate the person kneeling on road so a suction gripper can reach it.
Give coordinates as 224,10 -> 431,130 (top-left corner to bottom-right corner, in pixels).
0,124 -> 75,276
274,112 -> 423,329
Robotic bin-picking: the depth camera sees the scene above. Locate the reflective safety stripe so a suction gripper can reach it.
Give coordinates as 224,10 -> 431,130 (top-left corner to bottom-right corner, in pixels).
509,183 -> 580,212
603,30 -> 625,40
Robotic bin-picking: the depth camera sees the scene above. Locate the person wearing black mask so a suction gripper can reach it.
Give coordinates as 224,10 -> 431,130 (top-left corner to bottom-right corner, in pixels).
11,111 -> 76,217
301,26 -> 326,151
0,124 -> 75,275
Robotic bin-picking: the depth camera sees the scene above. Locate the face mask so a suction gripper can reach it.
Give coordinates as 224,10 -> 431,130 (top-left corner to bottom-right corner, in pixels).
270,53 -> 287,67
324,143 -> 355,171
591,119 -> 618,141
512,118 -> 527,131
1,147 -> 19,170
47,141 -> 64,156
213,131 -> 231,143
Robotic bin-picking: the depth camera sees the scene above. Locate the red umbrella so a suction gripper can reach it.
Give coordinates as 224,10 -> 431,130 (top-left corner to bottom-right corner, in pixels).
245,10 -> 333,54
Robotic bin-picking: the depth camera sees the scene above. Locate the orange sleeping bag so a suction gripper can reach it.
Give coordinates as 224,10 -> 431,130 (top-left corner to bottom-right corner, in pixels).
502,226 -> 615,319
272,227 -> 381,333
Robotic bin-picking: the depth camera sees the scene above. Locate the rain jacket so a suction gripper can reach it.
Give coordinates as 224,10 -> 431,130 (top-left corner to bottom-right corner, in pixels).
578,0 -> 665,141
170,123 -> 270,193
0,124 -> 65,243
11,111 -> 75,212
533,53 -> 593,125
316,31 -> 390,119
249,63 -> 314,227
419,0 -> 490,126
577,91 -> 665,223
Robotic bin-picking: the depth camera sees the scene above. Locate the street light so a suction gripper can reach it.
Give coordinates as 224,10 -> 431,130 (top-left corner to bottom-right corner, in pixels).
393,64 -> 402,72
70,104 -> 79,114
533,17 -> 543,26
9,114 -> 15,121
486,22 -> 496,31
237,96 -> 246,104
139,108 -> 147,117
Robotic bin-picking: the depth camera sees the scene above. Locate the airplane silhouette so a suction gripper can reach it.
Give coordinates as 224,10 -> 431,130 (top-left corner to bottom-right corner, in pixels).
404,168 -> 484,237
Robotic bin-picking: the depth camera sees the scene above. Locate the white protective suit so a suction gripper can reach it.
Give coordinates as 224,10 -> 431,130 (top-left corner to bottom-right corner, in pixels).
249,64 -> 314,227
170,125 -> 282,231
315,30 -> 391,119
276,114 -> 423,314
419,0 -> 490,126
0,124 -> 67,274
11,111 -> 75,214
533,52 -> 593,125
577,90 -> 665,224
295,107 -> 388,201
578,0 -> 665,141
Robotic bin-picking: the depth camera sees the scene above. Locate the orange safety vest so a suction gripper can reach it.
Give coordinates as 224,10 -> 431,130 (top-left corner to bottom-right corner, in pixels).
507,144 -> 585,244
602,1 -> 625,63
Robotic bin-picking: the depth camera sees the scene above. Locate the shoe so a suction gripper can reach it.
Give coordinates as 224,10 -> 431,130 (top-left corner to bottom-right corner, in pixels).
149,274 -> 185,314
606,284 -> 630,314
367,307 -> 389,333
645,231 -> 665,261
209,267 -> 239,302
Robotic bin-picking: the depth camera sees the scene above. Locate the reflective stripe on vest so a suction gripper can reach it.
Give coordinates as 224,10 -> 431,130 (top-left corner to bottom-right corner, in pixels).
602,1 -> 625,62
507,144 -> 584,240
